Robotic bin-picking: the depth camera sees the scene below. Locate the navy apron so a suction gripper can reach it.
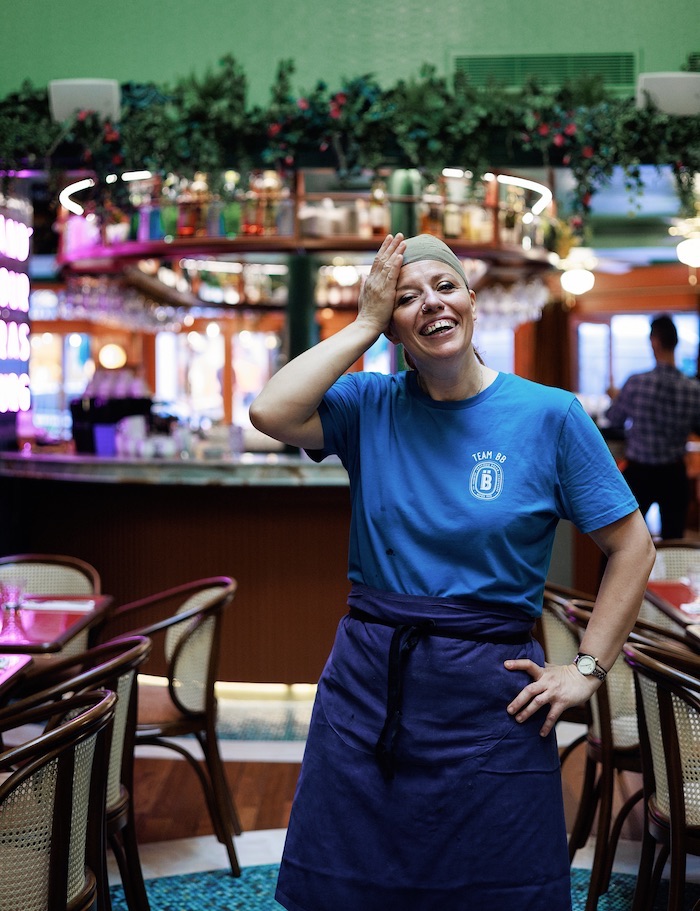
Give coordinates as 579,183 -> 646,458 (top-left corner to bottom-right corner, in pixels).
276,584 -> 572,911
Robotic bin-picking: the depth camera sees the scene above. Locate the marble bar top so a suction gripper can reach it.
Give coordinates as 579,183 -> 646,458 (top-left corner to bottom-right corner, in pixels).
0,451 -> 349,487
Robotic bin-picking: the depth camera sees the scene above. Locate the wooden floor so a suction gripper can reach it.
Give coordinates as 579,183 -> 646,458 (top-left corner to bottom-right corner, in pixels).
132,740 -> 644,844
133,757 -> 301,843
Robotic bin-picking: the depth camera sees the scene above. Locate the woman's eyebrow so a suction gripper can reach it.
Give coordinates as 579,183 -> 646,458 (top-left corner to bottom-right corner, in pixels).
395,271 -> 457,291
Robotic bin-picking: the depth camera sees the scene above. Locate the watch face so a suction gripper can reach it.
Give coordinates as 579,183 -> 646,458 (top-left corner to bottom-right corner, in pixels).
577,655 -> 597,675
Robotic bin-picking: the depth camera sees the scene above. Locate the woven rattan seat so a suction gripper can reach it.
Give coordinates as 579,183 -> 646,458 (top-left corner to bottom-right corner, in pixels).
10,636 -> 153,911
0,689 -> 115,911
95,577 -> 241,876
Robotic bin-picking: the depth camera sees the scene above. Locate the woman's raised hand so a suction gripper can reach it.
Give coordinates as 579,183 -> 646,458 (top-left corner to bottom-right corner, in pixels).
356,233 -> 406,334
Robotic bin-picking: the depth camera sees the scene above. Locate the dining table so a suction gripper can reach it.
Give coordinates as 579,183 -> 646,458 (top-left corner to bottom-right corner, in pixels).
0,594 -> 113,654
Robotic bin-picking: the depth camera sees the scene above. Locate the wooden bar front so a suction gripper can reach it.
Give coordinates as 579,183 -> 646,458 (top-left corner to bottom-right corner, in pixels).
0,455 -> 352,684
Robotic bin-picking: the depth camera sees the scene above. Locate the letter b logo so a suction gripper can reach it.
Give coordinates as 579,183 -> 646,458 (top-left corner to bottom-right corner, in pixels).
469,461 -> 504,500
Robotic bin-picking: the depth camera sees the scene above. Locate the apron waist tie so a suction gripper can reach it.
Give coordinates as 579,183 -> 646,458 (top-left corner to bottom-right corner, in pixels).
348,605 -> 533,781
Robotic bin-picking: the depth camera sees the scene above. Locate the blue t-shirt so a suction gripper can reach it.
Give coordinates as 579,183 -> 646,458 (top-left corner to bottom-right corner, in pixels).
312,370 -> 637,618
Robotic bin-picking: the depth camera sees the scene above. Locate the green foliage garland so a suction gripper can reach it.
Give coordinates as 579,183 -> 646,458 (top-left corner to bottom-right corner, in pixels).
1,56 -> 699,224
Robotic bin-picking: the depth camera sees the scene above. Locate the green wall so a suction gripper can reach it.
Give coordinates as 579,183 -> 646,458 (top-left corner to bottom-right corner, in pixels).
1,0 -> 697,103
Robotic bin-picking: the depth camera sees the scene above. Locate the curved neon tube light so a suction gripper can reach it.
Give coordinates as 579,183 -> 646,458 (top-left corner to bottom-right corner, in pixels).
58,177 -> 95,216
495,174 -> 553,216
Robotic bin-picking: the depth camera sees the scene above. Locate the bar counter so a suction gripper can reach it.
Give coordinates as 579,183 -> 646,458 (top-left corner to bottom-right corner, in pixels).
0,451 -> 352,684
0,450 -> 349,486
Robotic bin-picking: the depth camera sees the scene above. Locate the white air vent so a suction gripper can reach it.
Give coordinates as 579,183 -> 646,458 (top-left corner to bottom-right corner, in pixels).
49,79 -> 121,123
454,53 -> 636,93
636,72 -> 700,115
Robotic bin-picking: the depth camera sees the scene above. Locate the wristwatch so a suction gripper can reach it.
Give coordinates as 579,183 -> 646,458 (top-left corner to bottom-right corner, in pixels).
573,652 -> 608,681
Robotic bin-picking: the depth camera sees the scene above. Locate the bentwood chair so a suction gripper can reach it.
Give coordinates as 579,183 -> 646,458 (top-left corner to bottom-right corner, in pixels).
94,577 -> 242,876
0,688 -> 116,911
6,636 -> 153,911
555,598 -> 644,911
622,641 -> 700,911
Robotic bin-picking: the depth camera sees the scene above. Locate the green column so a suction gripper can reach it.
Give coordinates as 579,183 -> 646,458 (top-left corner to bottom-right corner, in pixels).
284,253 -> 319,454
286,254 -> 319,361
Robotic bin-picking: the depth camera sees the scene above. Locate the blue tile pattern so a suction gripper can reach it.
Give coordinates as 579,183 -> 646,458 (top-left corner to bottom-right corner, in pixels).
109,866 -> 700,910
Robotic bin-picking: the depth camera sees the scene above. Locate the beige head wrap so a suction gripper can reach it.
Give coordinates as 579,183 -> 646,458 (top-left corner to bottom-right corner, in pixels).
402,235 -> 469,288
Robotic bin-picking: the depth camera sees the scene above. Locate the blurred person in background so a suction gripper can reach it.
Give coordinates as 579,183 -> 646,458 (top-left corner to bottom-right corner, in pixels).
607,313 -> 700,539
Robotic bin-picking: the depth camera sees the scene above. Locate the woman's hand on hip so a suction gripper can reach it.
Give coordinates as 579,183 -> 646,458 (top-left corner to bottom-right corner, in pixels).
504,658 -> 599,737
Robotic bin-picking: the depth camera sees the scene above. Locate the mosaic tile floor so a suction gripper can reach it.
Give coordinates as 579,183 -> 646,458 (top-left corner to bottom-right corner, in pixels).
109,865 -> 700,911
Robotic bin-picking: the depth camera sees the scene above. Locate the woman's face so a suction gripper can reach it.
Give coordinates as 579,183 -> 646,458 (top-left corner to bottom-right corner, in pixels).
385,260 -> 476,367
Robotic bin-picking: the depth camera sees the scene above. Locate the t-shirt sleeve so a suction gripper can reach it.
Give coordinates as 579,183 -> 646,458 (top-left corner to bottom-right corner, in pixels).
555,397 -> 638,533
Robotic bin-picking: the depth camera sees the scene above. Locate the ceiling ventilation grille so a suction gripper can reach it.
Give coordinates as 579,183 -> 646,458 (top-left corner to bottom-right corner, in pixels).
454,53 -> 636,92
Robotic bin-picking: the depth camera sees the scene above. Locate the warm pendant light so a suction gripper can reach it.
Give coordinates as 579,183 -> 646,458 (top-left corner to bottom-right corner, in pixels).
560,268 -> 596,296
676,237 -> 700,285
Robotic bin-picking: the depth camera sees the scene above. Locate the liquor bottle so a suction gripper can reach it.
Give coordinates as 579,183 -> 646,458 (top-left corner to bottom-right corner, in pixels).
206,195 -> 224,237
443,202 -> 462,238
191,172 -> 209,236
369,178 -> 390,237
389,168 -> 421,237
176,184 -> 198,237
221,171 -> 242,238
356,199 -> 372,238
419,183 -> 443,237
276,186 -> 295,236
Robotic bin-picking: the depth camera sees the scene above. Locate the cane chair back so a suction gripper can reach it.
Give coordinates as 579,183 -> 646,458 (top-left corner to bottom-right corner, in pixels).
623,642 -> 700,911
0,553 -> 100,596
555,598 -> 642,911
0,554 -> 101,657
638,595 -> 691,633
9,637 -> 152,911
541,587 -> 592,738
568,599 -> 639,750
0,689 -> 116,911
95,577 -> 241,877
651,540 -> 700,583
164,586 -> 222,714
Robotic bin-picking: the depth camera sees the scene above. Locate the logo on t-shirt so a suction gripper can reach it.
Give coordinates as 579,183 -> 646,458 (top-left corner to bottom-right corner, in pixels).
469,452 -> 505,500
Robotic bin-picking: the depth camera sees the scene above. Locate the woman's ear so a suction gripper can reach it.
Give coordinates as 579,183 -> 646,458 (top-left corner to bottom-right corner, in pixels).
383,322 -> 399,345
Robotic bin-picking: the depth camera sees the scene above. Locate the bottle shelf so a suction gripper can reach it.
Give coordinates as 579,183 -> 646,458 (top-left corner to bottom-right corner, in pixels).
57,167 -> 559,275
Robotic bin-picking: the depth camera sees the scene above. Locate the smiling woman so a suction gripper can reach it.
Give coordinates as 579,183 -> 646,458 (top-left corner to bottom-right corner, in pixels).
385,234 -> 488,401
248,232 -> 656,911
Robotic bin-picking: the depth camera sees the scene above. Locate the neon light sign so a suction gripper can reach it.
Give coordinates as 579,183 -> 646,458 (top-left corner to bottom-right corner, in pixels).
0,215 -> 32,263
0,204 -> 31,417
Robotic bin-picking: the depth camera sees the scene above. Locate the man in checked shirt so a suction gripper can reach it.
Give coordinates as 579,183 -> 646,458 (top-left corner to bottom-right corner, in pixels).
606,314 -> 700,539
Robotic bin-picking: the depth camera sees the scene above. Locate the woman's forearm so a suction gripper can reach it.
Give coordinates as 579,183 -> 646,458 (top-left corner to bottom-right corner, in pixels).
249,318 -> 382,448
250,233 -> 406,449
580,510 -> 656,670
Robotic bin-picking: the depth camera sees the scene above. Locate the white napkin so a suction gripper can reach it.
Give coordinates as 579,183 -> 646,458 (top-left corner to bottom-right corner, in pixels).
21,599 -> 95,613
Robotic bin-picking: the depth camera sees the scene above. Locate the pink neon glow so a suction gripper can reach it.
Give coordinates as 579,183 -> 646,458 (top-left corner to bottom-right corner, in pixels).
0,268 -> 30,312
0,320 -> 30,362
0,372 -> 30,413
0,216 -> 31,263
